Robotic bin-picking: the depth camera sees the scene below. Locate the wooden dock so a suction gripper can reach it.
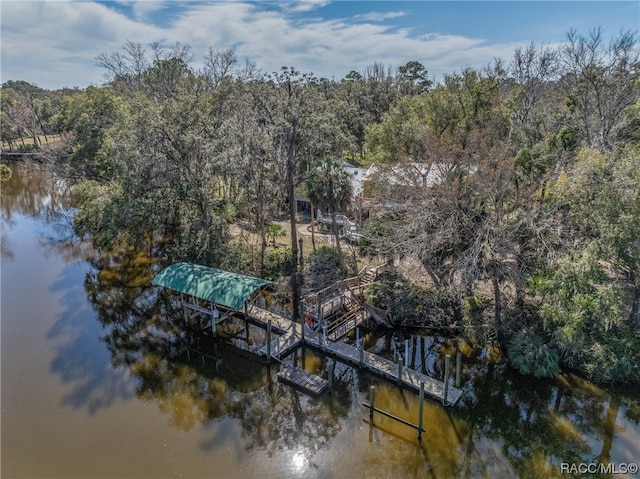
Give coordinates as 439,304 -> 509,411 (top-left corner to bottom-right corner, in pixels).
246,304 -> 291,333
307,335 -> 463,406
247,306 -> 463,405
276,366 -> 328,396
260,320 -> 317,359
240,265 -> 463,405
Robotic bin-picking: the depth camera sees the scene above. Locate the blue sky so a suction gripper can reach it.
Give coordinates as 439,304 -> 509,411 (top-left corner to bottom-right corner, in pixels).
1,1 -> 638,90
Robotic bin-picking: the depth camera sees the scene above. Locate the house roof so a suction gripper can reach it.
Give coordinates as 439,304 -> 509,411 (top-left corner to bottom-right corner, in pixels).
365,163 -> 450,188
151,262 -> 271,310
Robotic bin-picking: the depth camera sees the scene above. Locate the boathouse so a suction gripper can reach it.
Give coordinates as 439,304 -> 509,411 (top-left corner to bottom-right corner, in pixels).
152,262 -> 273,325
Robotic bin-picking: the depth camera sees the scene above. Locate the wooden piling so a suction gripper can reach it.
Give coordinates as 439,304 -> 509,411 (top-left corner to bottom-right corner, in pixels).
455,351 -> 462,388
328,359 -> 334,390
322,323 -> 327,349
404,339 -> 409,367
369,385 -> 375,420
211,305 -> 217,335
444,354 -> 450,405
418,381 -> 425,440
397,357 -> 403,384
359,339 -> 364,367
266,320 -> 272,364
182,297 -> 188,323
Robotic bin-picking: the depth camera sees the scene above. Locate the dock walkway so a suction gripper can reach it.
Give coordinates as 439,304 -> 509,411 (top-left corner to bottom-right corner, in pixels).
246,304 -> 292,333
248,306 -> 463,406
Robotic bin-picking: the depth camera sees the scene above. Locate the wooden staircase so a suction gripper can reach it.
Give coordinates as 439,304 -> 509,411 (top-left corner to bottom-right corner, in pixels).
358,266 -> 380,286
326,295 -> 369,341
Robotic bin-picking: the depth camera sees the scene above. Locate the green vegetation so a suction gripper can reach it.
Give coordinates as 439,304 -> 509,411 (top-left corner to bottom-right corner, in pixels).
0,164 -> 12,180
4,29 -> 639,384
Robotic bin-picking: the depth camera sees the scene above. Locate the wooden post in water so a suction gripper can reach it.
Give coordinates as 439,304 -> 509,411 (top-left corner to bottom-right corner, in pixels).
317,300 -> 322,330
443,354 -> 451,405
356,327 -> 360,347
405,339 -> 409,367
266,320 -> 272,364
211,304 -> 218,336
369,385 -> 375,420
455,351 -> 462,388
397,357 -> 403,385
359,338 -> 364,367
417,381 -> 425,440
322,323 -> 327,349
328,359 -> 334,390
181,293 -> 188,323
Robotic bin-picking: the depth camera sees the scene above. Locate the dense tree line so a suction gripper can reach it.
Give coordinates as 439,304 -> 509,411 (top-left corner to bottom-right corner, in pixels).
3,28 -> 638,383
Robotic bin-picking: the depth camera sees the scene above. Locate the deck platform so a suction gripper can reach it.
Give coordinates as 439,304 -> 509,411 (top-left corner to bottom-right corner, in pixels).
276,366 -> 328,396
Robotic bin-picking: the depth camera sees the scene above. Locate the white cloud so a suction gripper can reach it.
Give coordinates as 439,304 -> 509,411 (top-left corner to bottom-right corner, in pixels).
352,11 -> 407,22
283,0 -> 332,13
131,1 -> 171,22
0,1 -> 528,89
1,1 -> 161,88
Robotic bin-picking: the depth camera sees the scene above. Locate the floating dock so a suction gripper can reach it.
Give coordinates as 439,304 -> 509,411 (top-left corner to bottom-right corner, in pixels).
276,366 -> 328,396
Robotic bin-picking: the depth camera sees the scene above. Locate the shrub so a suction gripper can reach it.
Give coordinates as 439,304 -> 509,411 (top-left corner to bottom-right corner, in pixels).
508,330 -> 560,378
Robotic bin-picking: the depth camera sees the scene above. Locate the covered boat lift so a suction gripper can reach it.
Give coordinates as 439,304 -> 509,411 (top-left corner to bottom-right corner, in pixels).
151,262 -> 273,331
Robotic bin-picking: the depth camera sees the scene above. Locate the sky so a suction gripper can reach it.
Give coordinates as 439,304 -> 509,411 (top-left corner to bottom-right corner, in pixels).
1,1 -> 639,90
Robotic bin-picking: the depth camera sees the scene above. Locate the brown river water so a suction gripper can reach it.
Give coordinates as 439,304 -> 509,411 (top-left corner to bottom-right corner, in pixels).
1,163 -> 639,478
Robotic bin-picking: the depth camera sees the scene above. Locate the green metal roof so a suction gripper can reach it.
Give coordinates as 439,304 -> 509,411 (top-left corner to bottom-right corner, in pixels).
151,262 -> 271,310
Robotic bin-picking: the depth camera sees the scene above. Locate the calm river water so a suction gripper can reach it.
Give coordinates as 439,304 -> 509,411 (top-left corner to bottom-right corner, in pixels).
2,163 -> 639,478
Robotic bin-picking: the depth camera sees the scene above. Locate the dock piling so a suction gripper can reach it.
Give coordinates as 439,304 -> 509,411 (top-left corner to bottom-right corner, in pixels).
443,354 -> 450,405
397,357 -> 403,384
328,359 -> 334,390
211,304 -> 218,335
404,339 -> 409,367
418,381 -> 425,440
266,320 -> 272,364
182,293 -> 188,323
322,323 -> 327,349
369,385 -> 375,420
455,351 -> 462,388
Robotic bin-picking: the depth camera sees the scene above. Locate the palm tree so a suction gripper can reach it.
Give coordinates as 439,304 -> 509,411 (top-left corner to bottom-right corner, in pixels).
306,158 -> 353,276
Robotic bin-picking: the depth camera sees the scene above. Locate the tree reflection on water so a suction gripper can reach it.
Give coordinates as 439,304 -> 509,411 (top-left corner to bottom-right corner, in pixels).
82,238 -> 350,457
